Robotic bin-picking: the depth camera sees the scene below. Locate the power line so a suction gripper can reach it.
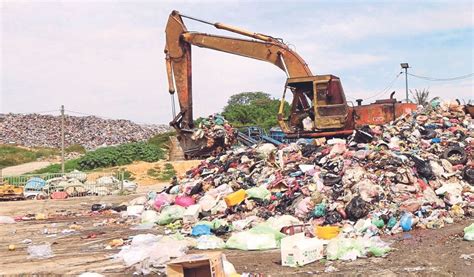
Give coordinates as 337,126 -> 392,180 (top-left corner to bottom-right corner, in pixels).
363,72 -> 403,101
7,109 -> 59,115
408,72 -> 474,82
65,109 -> 117,120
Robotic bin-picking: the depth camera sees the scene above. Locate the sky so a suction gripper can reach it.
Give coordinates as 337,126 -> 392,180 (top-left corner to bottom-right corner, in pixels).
1,0 -> 473,124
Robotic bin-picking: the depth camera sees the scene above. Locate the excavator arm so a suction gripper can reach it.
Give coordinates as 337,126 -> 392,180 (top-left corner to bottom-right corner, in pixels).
165,10 -> 312,130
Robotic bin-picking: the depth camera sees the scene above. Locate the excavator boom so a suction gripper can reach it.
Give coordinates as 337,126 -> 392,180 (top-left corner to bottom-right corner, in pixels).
165,10 -> 312,130
164,10 -> 416,158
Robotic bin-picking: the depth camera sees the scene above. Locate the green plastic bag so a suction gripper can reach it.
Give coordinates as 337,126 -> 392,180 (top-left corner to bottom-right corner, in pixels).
248,223 -> 286,244
464,223 -> 474,241
225,223 -> 286,250
326,238 -> 365,261
313,203 -> 326,217
195,219 -> 229,230
157,205 -> 185,225
225,232 -> 278,250
246,187 -> 271,201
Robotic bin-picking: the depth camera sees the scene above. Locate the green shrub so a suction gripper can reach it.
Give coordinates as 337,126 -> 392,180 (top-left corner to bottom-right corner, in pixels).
77,142 -> 165,170
32,159 -> 80,174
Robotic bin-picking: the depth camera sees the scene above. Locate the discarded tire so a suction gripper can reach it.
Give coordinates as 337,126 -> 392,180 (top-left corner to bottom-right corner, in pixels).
442,147 -> 467,165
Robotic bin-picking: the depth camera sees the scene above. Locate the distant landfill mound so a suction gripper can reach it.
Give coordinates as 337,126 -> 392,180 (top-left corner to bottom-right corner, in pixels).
0,113 -> 170,150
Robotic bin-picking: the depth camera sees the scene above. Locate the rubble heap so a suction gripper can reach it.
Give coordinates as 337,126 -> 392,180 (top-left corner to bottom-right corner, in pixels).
0,113 -> 170,149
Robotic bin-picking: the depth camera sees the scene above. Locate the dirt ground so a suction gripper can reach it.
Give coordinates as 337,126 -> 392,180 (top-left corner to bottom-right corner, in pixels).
2,161 -> 52,176
0,190 -> 472,276
88,160 -> 202,185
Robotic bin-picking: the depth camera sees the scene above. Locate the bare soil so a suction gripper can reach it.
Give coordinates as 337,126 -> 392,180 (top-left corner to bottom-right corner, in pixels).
0,192 -> 472,276
2,161 -> 52,176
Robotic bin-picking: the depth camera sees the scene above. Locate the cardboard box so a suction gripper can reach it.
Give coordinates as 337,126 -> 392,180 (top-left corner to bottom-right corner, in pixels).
183,204 -> 202,224
167,251 -> 224,277
281,233 -> 325,267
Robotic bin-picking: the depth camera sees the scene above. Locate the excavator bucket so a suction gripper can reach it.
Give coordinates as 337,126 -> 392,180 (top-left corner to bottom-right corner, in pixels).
174,130 -> 227,159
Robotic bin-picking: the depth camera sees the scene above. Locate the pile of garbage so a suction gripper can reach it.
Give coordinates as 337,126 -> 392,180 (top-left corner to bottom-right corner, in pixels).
0,113 -> 170,150
191,114 -> 236,155
23,171 -> 137,200
115,100 -> 472,272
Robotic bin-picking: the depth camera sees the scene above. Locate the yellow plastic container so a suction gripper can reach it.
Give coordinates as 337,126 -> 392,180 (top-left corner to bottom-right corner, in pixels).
315,225 -> 340,240
224,189 -> 247,207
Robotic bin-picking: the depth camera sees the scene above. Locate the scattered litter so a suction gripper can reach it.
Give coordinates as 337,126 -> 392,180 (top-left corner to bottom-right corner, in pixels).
27,244 -> 54,259
0,215 -> 15,224
464,223 -> 474,241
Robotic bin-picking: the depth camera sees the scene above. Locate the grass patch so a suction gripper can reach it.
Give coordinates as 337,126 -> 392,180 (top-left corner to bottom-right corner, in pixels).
32,159 -> 80,174
0,145 -> 59,169
147,131 -> 176,149
65,143 -> 86,154
147,163 -> 176,181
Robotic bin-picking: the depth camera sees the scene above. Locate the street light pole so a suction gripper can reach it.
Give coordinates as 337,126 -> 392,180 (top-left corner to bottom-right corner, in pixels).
400,63 -> 410,103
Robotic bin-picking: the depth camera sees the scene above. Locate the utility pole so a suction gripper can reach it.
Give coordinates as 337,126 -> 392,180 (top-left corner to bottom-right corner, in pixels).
400,63 -> 410,103
61,105 -> 65,174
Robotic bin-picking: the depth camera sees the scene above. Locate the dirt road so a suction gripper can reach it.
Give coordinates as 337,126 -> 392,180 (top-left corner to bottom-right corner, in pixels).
0,193 -> 472,276
1,161 -> 51,176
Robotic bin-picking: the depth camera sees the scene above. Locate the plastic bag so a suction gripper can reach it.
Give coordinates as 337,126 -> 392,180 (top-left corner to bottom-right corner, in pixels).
141,210 -> 159,224
196,235 -> 225,249
153,193 -> 172,211
313,203 -> 327,218
249,223 -> 286,243
246,187 -> 271,201
327,236 -> 390,261
116,234 -> 188,274
175,196 -> 195,207
198,194 -> 218,211
192,225 -> 212,236
225,232 -> 277,250
127,205 -> 144,217
0,215 -> 15,224
345,196 -> 369,221
157,205 -> 185,225
400,213 -> 413,231
464,223 -> 474,241
326,238 -> 364,261
27,244 -> 53,259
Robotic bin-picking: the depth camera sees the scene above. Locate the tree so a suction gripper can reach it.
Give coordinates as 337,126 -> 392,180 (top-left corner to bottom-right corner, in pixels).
410,88 -> 433,106
222,92 -> 290,130
226,92 -> 270,106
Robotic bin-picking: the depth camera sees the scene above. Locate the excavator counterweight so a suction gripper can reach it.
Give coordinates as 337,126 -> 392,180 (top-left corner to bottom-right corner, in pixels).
164,10 -> 417,158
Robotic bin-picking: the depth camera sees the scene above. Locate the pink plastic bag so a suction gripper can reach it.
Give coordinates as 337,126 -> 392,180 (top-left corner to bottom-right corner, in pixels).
153,193 -> 172,211
175,195 -> 195,207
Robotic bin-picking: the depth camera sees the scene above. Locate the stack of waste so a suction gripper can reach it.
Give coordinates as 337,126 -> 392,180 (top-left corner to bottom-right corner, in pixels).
191,114 -> 236,155
0,113 -> 170,149
22,171 -> 137,200
117,100 -> 473,272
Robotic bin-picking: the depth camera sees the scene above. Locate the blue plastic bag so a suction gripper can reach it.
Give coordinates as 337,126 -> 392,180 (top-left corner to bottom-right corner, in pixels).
192,224 -> 212,236
400,213 -> 413,231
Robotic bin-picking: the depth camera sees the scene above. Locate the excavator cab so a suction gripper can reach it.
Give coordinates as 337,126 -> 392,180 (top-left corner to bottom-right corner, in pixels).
279,75 -> 349,133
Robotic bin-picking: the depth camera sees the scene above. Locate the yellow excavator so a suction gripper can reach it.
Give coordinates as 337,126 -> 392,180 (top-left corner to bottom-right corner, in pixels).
165,10 -> 416,158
